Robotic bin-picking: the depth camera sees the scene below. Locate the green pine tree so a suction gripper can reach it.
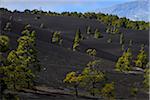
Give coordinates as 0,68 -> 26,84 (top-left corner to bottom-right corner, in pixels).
94,29 -> 102,39
73,29 -> 82,51
115,48 -> 132,72
134,45 -> 148,69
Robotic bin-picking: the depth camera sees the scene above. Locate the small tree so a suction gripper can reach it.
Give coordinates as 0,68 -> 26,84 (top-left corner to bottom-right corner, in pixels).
134,45 -> 148,69
94,29 -> 102,39
107,38 -> 112,43
40,23 -> 44,28
100,82 -> 115,100
0,35 -> 9,52
87,26 -> 91,34
106,27 -> 111,33
73,29 -> 82,51
4,22 -> 11,31
52,31 -> 63,45
63,71 -> 83,96
143,66 -> 150,91
86,48 -> 97,58
24,24 -> 31,30
120,33 -> 125,45
121,44 -> 125,51
115,48 -> 132,72
130,87 -> 138,97
82,67 -> 105,96
129,40 -> 133,46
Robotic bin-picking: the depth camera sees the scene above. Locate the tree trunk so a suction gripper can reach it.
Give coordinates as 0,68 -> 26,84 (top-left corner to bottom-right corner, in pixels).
74,85 -> 78,97
13,74 -> 16,90
91,82 -> 95,96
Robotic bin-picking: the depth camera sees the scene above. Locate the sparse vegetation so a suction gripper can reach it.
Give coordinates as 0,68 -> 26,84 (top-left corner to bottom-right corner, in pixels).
0,7 -> 149,99
1,8 -> 149,30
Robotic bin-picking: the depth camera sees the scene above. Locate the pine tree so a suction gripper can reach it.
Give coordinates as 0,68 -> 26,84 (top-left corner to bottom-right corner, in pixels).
87,26 -> 91,34
0,26 -> 40,91
120,33 -> 125,45
52,31 -> 63,45
100,82 -> 115,100
4,22 -> 11,31
143,66 -> 150,90
0,35 -> 9,52
63,71 -> 83,96
107,38 -> 112,43
129,40 -> 133,46
94,29 -> 102,39
73,29 -> 82,51
86,48 -> 97,58
115,48 -> 132,72
82,67 -> 105,96
134,45 -> 148,69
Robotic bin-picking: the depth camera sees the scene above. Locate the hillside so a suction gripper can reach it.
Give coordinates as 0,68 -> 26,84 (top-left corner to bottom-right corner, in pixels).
0,10 -> 149,100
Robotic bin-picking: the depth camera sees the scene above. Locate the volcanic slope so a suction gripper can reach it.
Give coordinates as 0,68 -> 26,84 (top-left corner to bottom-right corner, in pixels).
0,12 -> 149,100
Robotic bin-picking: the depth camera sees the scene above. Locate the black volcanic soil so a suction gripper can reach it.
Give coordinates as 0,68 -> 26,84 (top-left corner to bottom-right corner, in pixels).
0,11 -> 149,100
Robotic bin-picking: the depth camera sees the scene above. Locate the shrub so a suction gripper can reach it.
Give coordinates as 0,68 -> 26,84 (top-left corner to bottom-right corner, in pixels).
87,26 -> 91,34
73,29 -> 82,51
0,35 -> 9,52
52,31 -> 62,45
24,24 -> 31,30
120,33 -> 125,45
40,23 -> 44,28
94,29 -> 102,39
4,22 -> 11,31
86,48 -> 97,58
107,38 -> 112,43
130,87 -> 138,96
100,82 -> 115,100
134,45 -> 148,69
129,40 -> 133,46
143,67 -> 150,90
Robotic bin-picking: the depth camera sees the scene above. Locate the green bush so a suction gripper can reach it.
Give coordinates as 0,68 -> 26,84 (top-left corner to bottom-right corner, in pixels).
4,22 -> 11,31
100,82 -> 115,100
87,26 -> 92,34
107,38 -> 112,43
134,45 -> 148,69
73,29 -> 82,51
0,35 -> 9,52
94,29 -> 103,39
52,31 -> 63,45
130,87 -> 138,96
